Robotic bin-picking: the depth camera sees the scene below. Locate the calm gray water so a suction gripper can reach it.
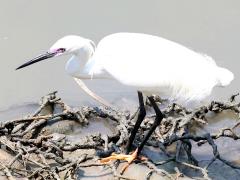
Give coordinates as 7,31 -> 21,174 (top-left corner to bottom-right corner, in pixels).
0,0 -> 239,111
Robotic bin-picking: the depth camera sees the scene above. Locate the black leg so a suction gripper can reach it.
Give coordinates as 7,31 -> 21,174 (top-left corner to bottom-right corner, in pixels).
125,91 -> 146,154
137,96 -> 164,155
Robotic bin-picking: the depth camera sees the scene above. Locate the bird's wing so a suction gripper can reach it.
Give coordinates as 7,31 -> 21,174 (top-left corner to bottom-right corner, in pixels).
97,33 -> 216,87
95,33 -> 218,103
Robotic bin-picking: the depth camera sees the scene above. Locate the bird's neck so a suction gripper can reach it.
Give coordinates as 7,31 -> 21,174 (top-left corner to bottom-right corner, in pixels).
65,49 -> 110,79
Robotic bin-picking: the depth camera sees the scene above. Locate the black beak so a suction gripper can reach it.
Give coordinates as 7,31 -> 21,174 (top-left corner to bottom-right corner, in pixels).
16,52 -> 57,70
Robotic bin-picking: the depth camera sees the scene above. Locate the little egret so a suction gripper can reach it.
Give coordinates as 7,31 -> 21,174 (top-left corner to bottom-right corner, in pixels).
16,33 -> 234,167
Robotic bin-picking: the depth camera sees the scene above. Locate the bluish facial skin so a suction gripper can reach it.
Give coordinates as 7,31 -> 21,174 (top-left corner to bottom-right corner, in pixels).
49,48 -> 66,56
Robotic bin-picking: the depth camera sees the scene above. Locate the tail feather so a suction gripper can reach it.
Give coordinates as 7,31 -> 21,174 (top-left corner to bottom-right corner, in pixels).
216,67 -> 234,87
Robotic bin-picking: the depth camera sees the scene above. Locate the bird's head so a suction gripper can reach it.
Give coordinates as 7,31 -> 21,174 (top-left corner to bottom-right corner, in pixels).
16,35 -> 94,70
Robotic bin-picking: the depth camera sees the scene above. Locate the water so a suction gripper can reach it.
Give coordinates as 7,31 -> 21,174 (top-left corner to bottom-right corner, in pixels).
0,0 -> 239,111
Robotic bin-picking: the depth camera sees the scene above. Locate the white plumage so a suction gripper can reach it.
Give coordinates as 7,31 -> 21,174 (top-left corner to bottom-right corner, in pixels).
64,33 -> 234,104
17,33 -> 234,106
16,33 -> 235,162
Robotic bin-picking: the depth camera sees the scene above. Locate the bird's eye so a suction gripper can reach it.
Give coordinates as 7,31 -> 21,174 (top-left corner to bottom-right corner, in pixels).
57,48 -> 66,53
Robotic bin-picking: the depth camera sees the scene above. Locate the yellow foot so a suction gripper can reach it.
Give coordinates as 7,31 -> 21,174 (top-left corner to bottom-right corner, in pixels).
100,148 -> 147,174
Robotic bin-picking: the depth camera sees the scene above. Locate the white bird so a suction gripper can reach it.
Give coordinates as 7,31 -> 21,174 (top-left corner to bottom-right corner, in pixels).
16,32 -> 234,165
